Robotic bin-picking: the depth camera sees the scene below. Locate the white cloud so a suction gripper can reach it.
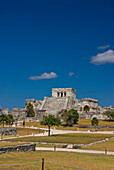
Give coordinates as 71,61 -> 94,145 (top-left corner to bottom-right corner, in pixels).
90,50 -> 114,65
29,72 -> 57,80
97,45 -> 110,50
68,72 -> 75,77
68,72 -> 79,77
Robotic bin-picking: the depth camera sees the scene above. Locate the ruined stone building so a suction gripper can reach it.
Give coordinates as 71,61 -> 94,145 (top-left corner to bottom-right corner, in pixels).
2,88 -> 114,120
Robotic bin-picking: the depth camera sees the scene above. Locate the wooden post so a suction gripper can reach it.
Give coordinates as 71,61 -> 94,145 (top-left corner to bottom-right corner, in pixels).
105,149 -> 107,155
54,146 -> 56,151
42,158 -> 44,170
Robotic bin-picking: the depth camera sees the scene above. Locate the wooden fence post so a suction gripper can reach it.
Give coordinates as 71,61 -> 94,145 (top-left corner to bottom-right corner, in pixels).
42,158 -> 44,170
105,149 -> 107,155
54,146 -> 56,151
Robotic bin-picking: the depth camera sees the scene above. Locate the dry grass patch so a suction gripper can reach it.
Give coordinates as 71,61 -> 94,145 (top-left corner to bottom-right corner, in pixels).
17,128 -> 44,136
0,151 -> 113,170
25,120 -> 114,131
2,128 -> 45,139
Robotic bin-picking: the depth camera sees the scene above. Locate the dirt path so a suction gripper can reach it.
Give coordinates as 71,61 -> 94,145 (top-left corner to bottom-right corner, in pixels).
36,147 -> 114,155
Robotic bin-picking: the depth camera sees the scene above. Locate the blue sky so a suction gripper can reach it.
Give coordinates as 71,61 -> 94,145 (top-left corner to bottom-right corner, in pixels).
0,0 -> 114,110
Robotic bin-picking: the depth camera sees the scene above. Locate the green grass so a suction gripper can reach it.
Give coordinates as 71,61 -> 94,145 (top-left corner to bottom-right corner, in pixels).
0,142 -> 28,147
36,144 -> 63,148
5,133 -> 114,144
82,139 -> 114,152
0,151 -> 113,170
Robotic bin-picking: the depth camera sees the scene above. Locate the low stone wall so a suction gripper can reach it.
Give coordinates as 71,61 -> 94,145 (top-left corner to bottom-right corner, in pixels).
25,117 -> 39,122
0,128 -> 17,136
83,137 -> 114,147
74,125 -> 114,129
0,144 -> 36,154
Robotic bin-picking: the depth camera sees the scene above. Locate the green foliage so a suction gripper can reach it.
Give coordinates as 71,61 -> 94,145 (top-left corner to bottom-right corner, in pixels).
0,114 -> 8,127
83,105 -> 90,112
61,109 -> 79,126
0,114 -> 14,127
25,103 -> 35,117
40,115 -> 61,136
7,114 -> 14,125
91,117 -> 99,126
103,111 -> 114,120
71,109 -> 79,124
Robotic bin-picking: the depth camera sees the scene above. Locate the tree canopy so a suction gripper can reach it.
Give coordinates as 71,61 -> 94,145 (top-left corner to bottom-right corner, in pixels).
91,117 -> 99,127
103,111 -> 114,120
0,114 -> 14,127
25,103 -> 35,117
7,114 -> 14,125
61,109 -> 79,126
40,114 -> 61,136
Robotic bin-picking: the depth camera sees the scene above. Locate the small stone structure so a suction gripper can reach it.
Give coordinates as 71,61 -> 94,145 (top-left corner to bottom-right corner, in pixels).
0,143 -> 36,154
52,88 -> 76,98
2,88 -> 114,120
0,128 -> 17,136
2,108 -> 9,115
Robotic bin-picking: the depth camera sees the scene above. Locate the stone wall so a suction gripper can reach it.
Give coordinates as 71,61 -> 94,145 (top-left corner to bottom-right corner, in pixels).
9,108 -> 27,120
2,108 -> 9,115
0,128 -> 17,136
0,144 -> 36,154
42,97 -> 68,115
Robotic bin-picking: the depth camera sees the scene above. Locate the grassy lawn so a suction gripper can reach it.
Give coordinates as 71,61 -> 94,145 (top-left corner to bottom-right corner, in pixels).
82,139 -> 114,152
25,120 -> 114,131
0,142 -> 28,147
0,151 -> 113,170
36,144 -> 63,148
6,133 -> 114,144
1,128 -> 45,139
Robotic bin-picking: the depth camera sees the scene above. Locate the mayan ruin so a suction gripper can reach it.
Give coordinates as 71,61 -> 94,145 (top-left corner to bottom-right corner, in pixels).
2,88 -> 114,121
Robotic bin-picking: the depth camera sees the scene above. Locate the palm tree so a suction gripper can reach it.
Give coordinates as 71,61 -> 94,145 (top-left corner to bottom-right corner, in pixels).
7,114 -> 14,126
25,103 -> 35,117
0,114 -> 8,127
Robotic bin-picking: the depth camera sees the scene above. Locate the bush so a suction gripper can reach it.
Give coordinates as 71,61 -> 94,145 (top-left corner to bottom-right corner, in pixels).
61,109 -> 79,126
91,117 -> 99,127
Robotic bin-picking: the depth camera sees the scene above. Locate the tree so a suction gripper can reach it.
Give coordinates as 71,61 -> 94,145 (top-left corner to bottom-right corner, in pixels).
25,103 -> 35,117
70,109 -> 79,124
0,114 -> 9,127
7,114 -> 14,126
103,111 -> 114,120
109,112 -> 114,120
61,109 -> 79,126
91,117 -> 99,127
83,105 -> 90,113
40,115 -> 61,136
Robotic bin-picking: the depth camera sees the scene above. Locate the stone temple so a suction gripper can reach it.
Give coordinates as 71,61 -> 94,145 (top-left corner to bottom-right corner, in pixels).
2,88 -> 114,120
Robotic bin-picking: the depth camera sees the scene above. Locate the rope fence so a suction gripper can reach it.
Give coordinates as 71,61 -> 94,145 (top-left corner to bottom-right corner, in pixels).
0,158 -> 87,170
0,161 -> 42,166
46,160 -> 87,170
